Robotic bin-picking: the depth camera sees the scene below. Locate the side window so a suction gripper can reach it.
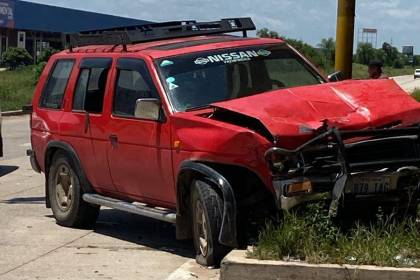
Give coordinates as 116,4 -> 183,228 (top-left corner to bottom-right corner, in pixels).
40,60 -> 74,109
73,69 -> 89,111
113,58 -> 158,117
72,58 -> 111,113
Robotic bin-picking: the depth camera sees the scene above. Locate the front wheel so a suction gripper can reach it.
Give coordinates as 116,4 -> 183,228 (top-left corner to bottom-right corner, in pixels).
191,179 -> 231,266
48,152 -> 99,228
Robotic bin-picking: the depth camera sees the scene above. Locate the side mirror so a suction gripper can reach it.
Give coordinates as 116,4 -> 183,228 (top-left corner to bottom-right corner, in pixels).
328,71 -> 344,82
134,98 -> 162,121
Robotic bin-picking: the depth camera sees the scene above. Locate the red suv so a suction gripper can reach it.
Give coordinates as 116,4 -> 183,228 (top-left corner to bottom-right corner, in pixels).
28,18 -> 420,265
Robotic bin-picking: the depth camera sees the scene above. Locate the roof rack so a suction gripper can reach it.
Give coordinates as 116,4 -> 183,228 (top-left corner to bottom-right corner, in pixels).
64,18 -> 256,51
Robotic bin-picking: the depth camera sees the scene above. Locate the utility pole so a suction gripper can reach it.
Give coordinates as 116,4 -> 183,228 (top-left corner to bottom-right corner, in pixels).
335,0 -> 356,79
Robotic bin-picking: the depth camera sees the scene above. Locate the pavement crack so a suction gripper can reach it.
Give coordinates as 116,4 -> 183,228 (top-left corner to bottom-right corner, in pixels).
0,231 -> 93,277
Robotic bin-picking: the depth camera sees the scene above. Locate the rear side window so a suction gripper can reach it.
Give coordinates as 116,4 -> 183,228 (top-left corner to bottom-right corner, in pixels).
72,58 -> 112,113
40,60 -> 74,109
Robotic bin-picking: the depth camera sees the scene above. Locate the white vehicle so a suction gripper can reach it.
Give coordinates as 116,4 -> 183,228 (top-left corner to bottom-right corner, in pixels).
415,69 -> 420,79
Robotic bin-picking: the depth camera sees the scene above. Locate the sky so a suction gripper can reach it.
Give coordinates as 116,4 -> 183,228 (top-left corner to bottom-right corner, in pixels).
25,0 -> 420,53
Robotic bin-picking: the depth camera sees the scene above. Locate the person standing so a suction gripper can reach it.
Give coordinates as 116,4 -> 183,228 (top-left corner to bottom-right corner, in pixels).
368,60 -> 388,79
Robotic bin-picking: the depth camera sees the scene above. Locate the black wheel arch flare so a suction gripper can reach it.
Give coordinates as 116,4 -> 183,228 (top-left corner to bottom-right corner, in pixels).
44,141 -> 94,208
177,160 -> 238,248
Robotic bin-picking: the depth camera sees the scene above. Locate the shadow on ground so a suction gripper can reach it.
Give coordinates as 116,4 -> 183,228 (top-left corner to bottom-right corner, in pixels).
0,165 -> 19,177
45,208 -> 195,259
94,209 -> 195,258
1,196 -> 45,204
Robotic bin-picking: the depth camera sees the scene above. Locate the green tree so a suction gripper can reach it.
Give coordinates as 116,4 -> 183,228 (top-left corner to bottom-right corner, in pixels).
382,42 -> 399,67
355,42 -> 375,65
37,48 -> 59,63
317,37 -> 336,63
256,28 -> 280,39
413,55 -> 420,66
256,29 -> 333,72
2,47 -> 33,69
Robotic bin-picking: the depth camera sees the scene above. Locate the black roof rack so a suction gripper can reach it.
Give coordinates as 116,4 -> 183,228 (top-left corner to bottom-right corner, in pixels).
64,18 -> 256,50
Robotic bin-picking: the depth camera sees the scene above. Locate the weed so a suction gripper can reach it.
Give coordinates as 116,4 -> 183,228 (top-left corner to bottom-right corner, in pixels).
0,66 -> 35,111
249,202 -> 420,268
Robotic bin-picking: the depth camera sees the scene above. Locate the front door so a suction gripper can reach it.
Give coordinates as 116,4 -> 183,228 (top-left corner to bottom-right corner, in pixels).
106,58 -> 175,206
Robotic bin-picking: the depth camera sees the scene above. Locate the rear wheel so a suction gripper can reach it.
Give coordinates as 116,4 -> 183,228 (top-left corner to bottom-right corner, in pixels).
191,179 -> 231,267
48,152 -> 99,228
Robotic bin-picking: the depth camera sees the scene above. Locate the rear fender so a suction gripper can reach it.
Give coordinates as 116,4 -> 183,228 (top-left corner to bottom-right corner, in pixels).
44,141 -> 94,208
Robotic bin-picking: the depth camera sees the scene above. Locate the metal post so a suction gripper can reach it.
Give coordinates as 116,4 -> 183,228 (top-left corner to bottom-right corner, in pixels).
335,0 -> 356,79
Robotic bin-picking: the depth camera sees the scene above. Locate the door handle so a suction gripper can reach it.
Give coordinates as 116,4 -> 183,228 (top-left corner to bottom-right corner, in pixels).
109,134 -> 118,148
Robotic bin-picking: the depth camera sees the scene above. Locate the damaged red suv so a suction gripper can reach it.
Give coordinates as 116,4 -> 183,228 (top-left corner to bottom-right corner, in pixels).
28,18 -> 420,265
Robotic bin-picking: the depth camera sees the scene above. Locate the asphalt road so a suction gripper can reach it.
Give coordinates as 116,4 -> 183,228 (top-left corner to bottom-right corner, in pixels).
0,115 -> 218,280
392,75 -> 420,92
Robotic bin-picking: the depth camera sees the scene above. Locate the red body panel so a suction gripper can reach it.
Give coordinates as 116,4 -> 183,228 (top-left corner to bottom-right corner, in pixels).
212,79 -> 420,149
30,35 -> 420,210
170,112 -> 273,189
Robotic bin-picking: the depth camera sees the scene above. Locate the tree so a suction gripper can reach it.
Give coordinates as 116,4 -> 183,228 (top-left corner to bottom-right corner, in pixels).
257,28 -> 280,39
355,43 -> 375,65
382,42 -> 399,67
317,37 -> 336,63
1,47 -> 33,69
37,48 -> 59,63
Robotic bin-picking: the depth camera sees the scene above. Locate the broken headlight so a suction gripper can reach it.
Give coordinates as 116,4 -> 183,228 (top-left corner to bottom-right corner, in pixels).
265,148 -> 302,175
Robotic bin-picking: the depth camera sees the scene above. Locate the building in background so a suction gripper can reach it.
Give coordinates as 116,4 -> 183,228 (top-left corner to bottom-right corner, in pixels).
0,0 -> 151,63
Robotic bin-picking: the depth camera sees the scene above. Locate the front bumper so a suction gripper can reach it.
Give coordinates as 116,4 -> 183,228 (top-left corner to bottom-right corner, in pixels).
273,178 -> 330,210
267,127 -> 420,213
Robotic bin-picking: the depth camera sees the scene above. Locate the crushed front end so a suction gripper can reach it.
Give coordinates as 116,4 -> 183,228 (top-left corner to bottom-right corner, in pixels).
266,126 -> 420,214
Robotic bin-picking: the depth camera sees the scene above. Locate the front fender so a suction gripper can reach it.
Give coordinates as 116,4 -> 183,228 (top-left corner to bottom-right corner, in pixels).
178,161 -> 238,247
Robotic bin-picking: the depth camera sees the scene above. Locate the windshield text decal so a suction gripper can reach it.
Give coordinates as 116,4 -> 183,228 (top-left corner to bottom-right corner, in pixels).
194,49 -> 271,65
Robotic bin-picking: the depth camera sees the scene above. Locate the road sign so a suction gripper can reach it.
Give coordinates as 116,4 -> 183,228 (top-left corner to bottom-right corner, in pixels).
0,0 -> 14,28
402,46 -> 414,56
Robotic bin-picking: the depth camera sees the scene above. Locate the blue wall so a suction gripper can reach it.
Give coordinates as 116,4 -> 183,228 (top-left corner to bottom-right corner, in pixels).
1,0 -> 151,32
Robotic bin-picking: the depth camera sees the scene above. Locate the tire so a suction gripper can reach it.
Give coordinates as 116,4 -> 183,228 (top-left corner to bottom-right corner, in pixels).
48,151 -> 99,228
191,179 -> 231,267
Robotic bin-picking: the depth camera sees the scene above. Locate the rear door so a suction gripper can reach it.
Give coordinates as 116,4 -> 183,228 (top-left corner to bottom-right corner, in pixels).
59,57 -> 116,192
106,57 -> 175,206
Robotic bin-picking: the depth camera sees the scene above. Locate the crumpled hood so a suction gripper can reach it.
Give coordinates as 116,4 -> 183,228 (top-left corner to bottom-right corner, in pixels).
211,79 -> 420,137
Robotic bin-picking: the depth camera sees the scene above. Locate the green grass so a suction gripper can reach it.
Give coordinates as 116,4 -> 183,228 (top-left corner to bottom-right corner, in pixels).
249,203 -> 420,268
412,88 -> 420,101
352,63 -> 416,80
0,66 -> 36,111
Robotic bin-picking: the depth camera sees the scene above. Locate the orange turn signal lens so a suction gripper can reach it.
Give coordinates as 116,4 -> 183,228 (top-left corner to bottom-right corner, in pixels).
174,141 -> 181,149
287,180 -> 312,196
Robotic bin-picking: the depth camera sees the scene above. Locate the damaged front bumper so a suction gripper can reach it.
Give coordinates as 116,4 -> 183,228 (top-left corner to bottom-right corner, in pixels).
267,127 -> 420,214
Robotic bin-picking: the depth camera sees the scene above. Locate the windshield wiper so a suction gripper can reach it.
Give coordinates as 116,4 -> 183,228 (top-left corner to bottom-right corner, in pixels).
185,105 -> 212,112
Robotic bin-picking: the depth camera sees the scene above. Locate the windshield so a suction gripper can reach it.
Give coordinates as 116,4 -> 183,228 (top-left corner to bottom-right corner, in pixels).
157,44 -> 324,111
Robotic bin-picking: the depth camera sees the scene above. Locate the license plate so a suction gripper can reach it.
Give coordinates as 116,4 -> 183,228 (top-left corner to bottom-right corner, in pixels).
347,175 -> 396,195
